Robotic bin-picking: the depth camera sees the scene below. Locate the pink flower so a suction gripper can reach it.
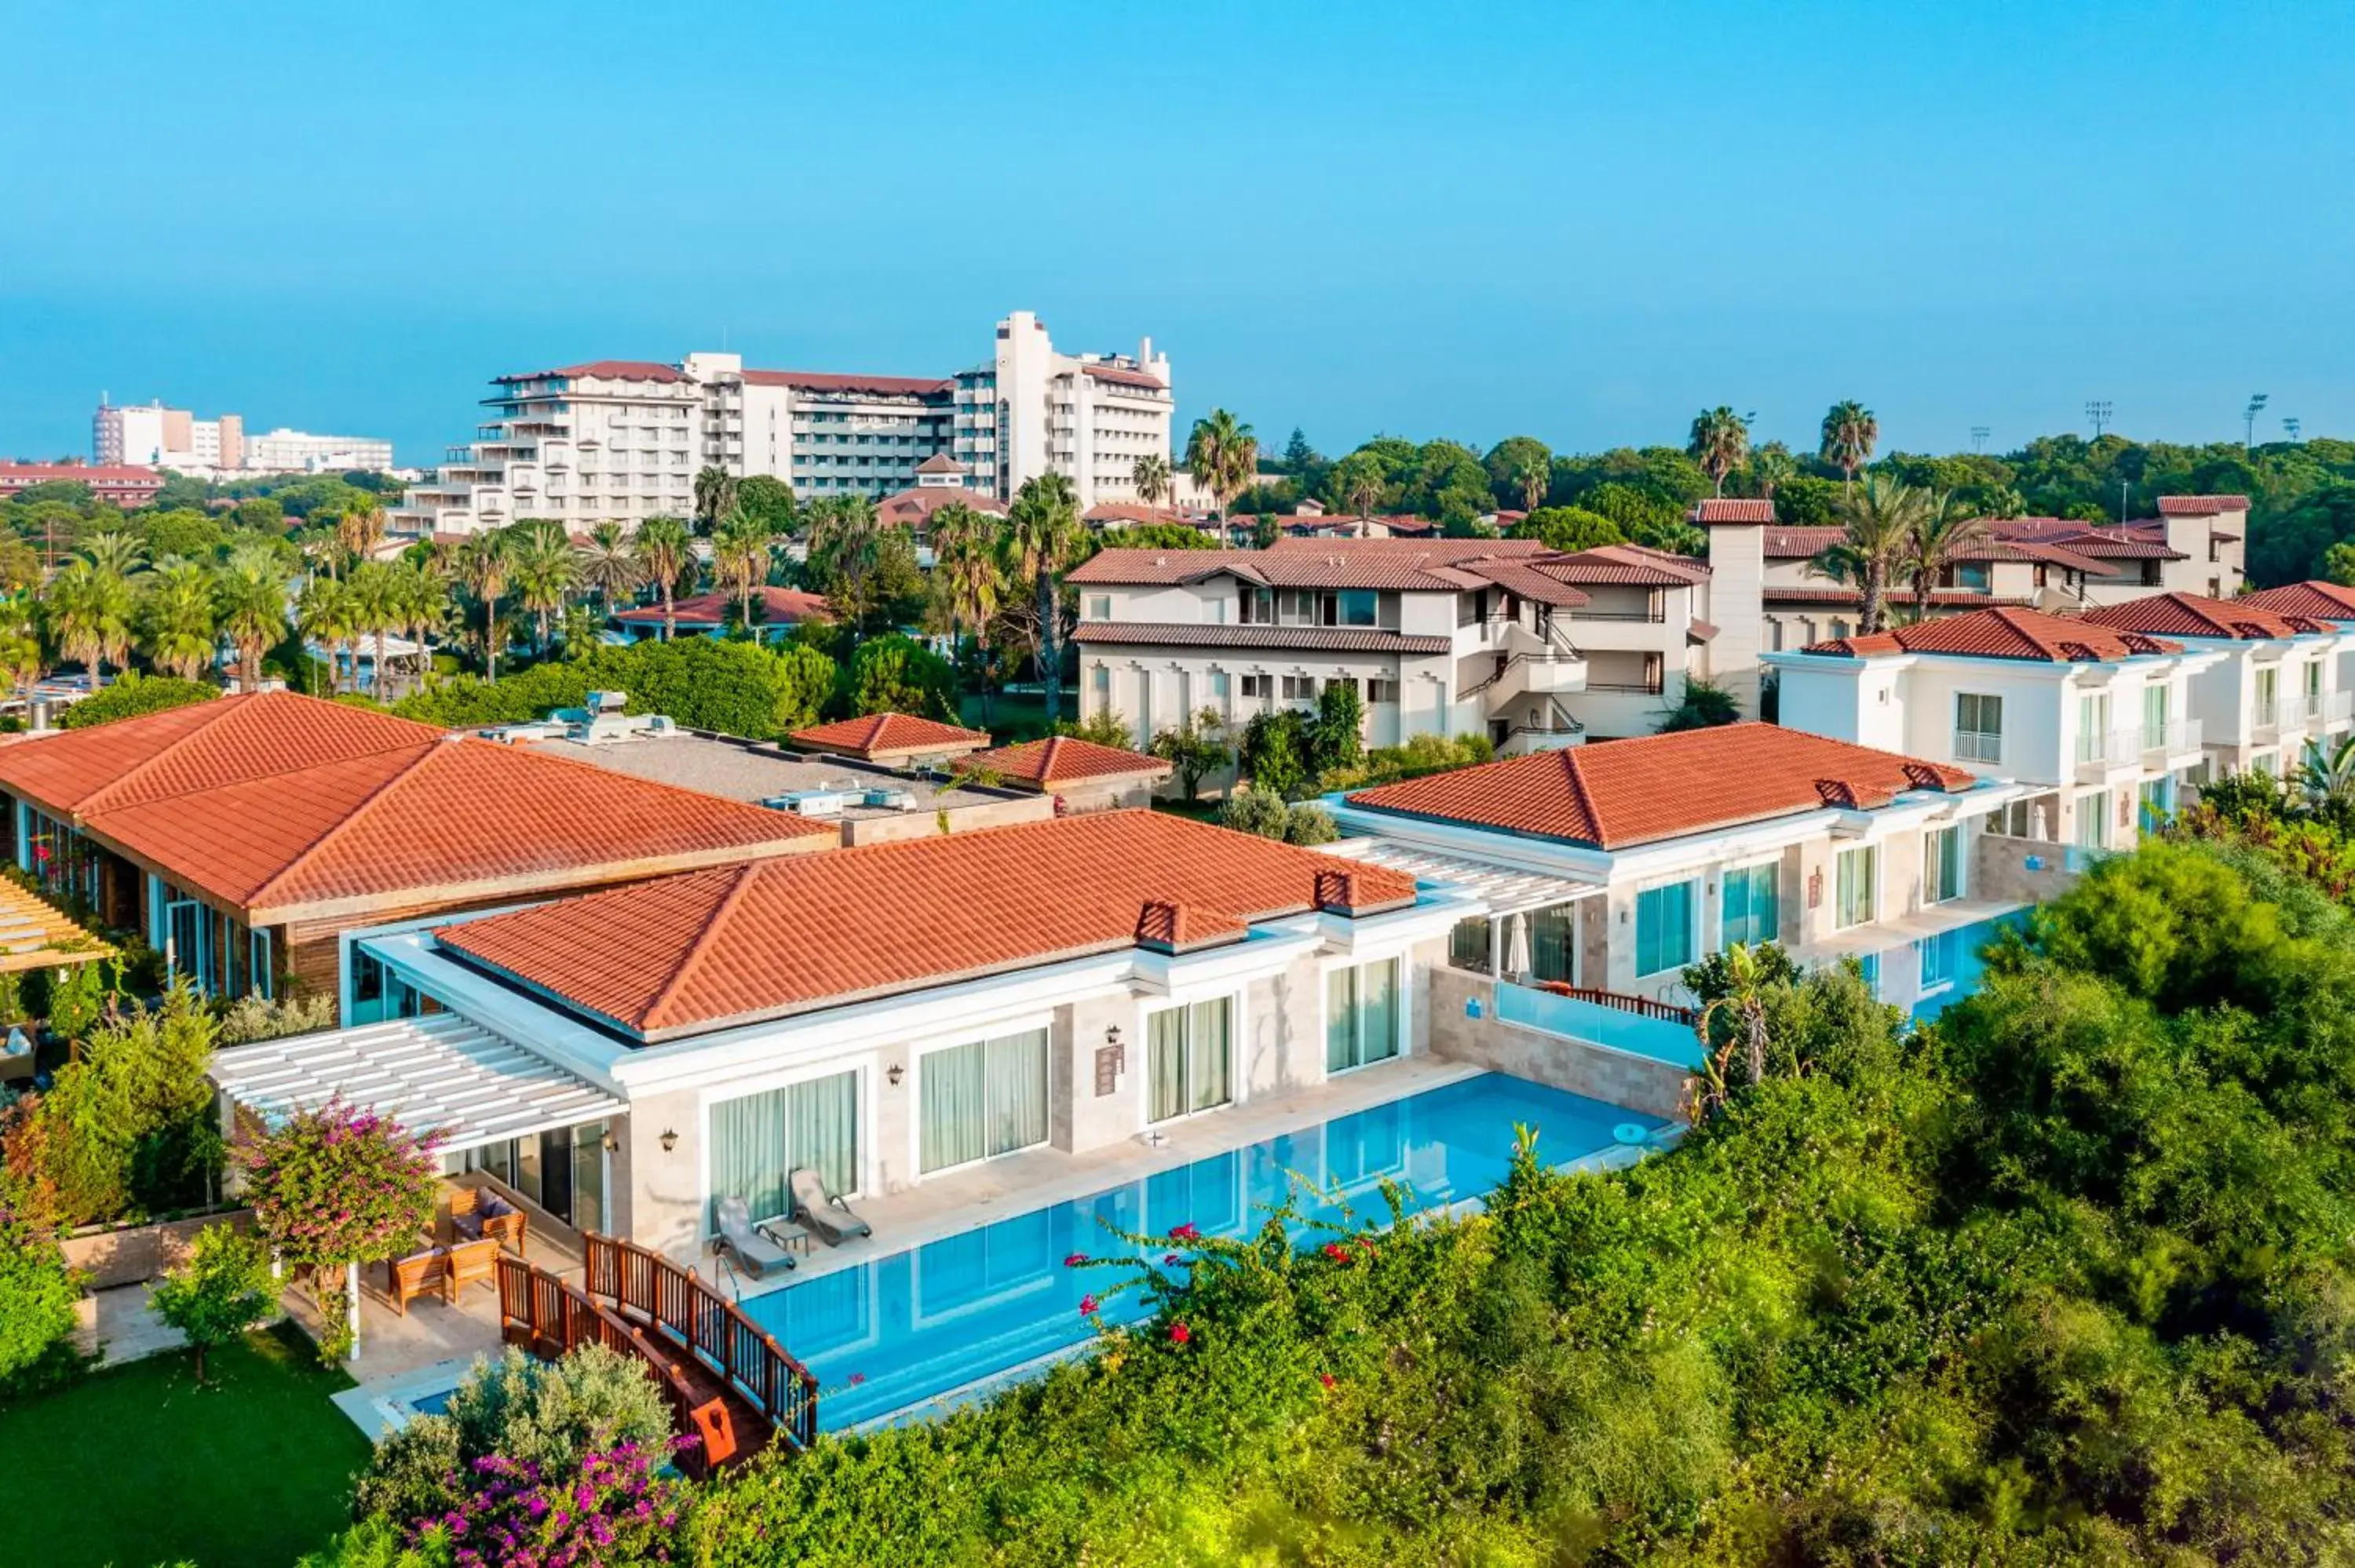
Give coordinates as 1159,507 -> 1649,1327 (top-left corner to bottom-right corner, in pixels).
1162,1253 -> 1179,1265
1079,1293 -> 1099,1316
846,1373 -> 865,1387
1321,1242 -> 1353,1264
1169,1222 -> 1199,1241
1319,1372 -> 1336,1389
1063,1253 -> 1089,1267
1168,1322 -> 1191,1346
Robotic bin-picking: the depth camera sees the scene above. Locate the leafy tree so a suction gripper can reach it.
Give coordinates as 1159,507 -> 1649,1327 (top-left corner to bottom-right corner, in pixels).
1311,680 -> 1364,775
141,508 -> 225,562
1091,523 -> 1218,552
152,1225 -> 277,1384
842,633 -> 956,720
57,672 -> 216,729
1329,451 -> 1389,521
1511,506 -> 1623,553
1819,399 -> 1879,487
1238,709 -> 1312,799
1279,427 -> 1321,474
1148,709 -> 1232,801
735,474 -> 798,538
0,1184 -> 78,1392
238,1097 -> 438,1308
1655,674 -> 1740,732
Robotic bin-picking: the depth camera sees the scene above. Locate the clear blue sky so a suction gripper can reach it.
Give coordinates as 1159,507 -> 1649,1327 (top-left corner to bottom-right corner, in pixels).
4,2 -> 2351,468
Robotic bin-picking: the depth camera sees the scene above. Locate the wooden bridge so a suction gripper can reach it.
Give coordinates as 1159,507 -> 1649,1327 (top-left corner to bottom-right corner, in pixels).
495,1232 -> 819,1475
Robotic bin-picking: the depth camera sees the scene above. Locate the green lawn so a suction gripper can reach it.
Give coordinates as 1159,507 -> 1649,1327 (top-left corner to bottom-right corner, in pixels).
958,689 -> 1054,742
0,1322 -> 371,1568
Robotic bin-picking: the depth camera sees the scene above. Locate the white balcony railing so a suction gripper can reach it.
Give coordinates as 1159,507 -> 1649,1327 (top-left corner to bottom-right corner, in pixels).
2075,725 -> 2141,775
1952,729 -> 2003,764
2140,717 -> 2203,760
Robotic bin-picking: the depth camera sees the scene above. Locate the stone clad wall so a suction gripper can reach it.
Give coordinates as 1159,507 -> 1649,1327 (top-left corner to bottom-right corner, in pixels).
1426,965 -> 1691,1121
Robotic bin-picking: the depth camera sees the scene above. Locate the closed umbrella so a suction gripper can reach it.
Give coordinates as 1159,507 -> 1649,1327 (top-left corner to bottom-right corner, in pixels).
1505,911 -> 1532,983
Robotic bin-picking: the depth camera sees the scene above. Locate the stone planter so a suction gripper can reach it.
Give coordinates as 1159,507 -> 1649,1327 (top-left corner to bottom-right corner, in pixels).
60,1208 -> 255,1290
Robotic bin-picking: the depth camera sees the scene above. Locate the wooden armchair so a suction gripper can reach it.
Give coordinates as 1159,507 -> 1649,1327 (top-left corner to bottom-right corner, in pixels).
443,1236 -> 500,1300
385,1247 -> 449,1315
450,1186 -> 528,1256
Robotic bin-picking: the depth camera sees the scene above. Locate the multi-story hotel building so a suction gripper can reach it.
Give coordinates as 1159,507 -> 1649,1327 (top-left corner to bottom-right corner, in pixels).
93,398 -> 392,476
391,312 -> 1172,538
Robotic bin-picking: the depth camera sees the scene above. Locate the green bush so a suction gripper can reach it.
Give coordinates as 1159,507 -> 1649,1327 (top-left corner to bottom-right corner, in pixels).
0,1183 -> 81,1392
840,633 -> 955,720
57,673 -> 218,729
216,991 -> 338,1046
17,981 -> 220,1225
392,636 -> 834,741
1214,786 -> 1291,840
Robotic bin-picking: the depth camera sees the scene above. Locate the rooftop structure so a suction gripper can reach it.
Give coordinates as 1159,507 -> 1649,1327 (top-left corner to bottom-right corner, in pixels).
608,586 -> 831,644
788,713 -> 991,765
956,735 -> 1171,811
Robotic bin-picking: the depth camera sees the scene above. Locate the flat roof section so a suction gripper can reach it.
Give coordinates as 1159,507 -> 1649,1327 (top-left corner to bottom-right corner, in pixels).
516,730 -> 1010,819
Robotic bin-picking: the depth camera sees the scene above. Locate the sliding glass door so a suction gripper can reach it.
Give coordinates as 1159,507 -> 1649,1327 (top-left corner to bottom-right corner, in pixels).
708,1070 -> 860,1225
1148,999 -> 1232,1123
920,1028 -> 1050,1174
1326,959 -> 1401,1074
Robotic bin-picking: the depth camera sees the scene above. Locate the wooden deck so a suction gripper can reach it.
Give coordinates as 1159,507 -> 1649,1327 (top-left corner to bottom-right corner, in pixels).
495,1233 -> 817,1474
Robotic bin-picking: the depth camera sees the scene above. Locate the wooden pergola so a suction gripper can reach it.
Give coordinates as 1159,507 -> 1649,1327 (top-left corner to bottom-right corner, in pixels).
0,877 -> 114,973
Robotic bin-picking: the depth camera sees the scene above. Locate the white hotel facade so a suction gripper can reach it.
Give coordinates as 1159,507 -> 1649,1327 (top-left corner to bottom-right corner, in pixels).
391,311 -> 1172,538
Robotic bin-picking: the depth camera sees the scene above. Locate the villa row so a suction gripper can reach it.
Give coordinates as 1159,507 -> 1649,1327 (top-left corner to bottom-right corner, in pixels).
1068,494 -> 2262,746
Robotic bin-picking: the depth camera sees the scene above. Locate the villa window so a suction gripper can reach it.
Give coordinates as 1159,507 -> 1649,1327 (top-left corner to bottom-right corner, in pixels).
1835,846 -> 1879,929
1326,958 -> 1401,1074
1924,826 -> 1964,904
1721,861 -> 1780,948
1954,693 -> 2003,764
2255,666 -> 2279,727
2138,778 -> 2173,830
1635,880 -> 1697,976
1240,673 -> 1272,700
708,1071 -> 860,1227
2142,684 -> 2170,748
1148,997 -> 1232,1122
2074,790 -> 2111,848
1085,594 -> 1112,621
1240,587 -> 1274,625
919,1028 -> 1049,1175
1367,678 -> 1400,704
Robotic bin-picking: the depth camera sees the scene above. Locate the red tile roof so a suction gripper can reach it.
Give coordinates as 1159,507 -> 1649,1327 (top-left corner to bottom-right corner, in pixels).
959,736 -> 1171,789
914,453 -> 966,475
875,486 -> 1008,528
1692,498 -> 1776,523
1798,607 -> 2183,662
1083,501 -> 1214,526
739,370 -> 954,398
1764,587 -> 2035,609
2240,580 -> 2355,620
0,690 -> 443,817
433,811 -> 1418,1039
1540,545 -> 1710,586
1079,363 -> 1167,391
611,587 -> 832,628
2158,494 -> 2252,514
0,463 -> 167,487
86,734 -> 833,920
1070,622 -> 1455,655
1265,538 -> 1555,563
495,361 -> 687,383
2079,592 -> 2329,641
1347,722 -> 1976,850
790,713 -> 990,760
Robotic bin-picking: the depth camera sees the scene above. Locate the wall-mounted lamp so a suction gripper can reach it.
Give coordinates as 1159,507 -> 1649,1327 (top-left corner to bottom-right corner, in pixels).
659,1128 -> 678,1154
887,1063 -> 904,1087
602,1132 -> 619,1154
1105,1024 -> 1123,1049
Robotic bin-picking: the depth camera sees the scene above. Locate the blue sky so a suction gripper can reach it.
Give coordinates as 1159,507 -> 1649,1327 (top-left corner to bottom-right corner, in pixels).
4,2 -> 2351,467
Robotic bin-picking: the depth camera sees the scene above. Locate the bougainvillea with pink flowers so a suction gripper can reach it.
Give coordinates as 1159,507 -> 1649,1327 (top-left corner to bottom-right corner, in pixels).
237,1094 -> 440,1290
418,1441 -> 686,1568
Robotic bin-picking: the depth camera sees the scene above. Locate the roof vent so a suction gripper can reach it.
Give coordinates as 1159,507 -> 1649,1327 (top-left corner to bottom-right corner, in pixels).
763,789 -> 845,818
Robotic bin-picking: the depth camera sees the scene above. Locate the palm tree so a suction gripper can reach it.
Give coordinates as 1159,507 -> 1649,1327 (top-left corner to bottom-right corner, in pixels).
454,532 -> 512,679
78,529 -> 148,583
395,556 -> 451,694
929,501 -> 1002,700
709,509 -> 776,633
1005,472 -> 1084,724
630,516 -> 694,642
1813,473 -> 1926,636
1745,443 -> 1797,500
46,560 -> 135,681
1687,407 -> 1751,498
1820,400 -> 1879,490
1344,463 -> 1384,522
334,498 -> 389,575
345,561 -> 404,697
1182,410 -> 1258,518
2298,734 -> 2355,814
692,466 -> 738,534
578,520 -> 641,609
1695,943 -> 1776,1114
1513,452 -> 1550,512
214,547 -> 289,694
295,574 -> 355,695
507,521 -> 580,653
137,560 -> 219,680
804,496 -> 883,633
1132,453 -> 1172,522
1904,492 -> 1990,622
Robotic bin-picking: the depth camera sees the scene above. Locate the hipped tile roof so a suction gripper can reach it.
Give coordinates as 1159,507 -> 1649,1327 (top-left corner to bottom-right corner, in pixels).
611,587 -> 831,627
2079,592 -> 2331,641
433,811 -> 1419,1040
1070,622 -> 1455,655
2240,580 -> 2355,620
959,736 -> 1171,789
1798,607 -> 2183,662
1347,722 -> 1975,850
789,713 -> 991,760
2157,494 -> 2252,514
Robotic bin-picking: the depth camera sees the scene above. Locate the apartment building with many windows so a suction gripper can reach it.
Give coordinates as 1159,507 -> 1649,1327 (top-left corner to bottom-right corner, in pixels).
390,312 -> 1171,536
94,398 -> 393,475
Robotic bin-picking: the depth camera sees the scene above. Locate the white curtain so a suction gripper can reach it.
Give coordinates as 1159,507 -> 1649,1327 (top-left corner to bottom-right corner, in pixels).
1186,1001 -> 1230,1114
1149,1007 -> 1187,1122
922,1041 -> 988,1174
710,1085 -> 790,1224
923,1031 -> 1047,1172
1152,1001 -> 1231,1121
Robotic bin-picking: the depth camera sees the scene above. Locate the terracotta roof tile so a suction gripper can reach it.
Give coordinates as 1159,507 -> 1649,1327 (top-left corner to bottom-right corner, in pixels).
1764,587 -> 2035,608
1798,607 -> 2183,662
2079,592 -> 2329,641
434,811 -> 1419,1040
1079,363 -> 1166,391
790,713 -> 991,760
1070,622 -> 1455,655
1692,498 -> 1776,523
612,587 -> 831,627
79,732 -> 833,919
0,690 -> 443,817
874,486 -> 1008,527
2157,494 -> 2251,514
2240,580 -> 2355,620
1542,545 -> 1710,586
739,369 -> 954,397
959,736 -> 1171,789
1134,899 -> 1245,953
1347,723 -> 1976,850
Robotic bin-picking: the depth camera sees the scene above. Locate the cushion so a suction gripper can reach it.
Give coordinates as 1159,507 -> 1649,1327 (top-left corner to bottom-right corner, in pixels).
480,1194 -> 514,1218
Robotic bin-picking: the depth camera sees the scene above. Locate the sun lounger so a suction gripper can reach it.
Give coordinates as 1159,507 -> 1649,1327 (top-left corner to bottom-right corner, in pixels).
789,1167 -> 871,1246
713,1194 -> 794,1278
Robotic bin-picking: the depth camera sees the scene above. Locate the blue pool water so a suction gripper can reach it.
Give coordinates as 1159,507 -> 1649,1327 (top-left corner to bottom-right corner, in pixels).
1904,909 -> 2031,1022
738,1073 -> 1663,1431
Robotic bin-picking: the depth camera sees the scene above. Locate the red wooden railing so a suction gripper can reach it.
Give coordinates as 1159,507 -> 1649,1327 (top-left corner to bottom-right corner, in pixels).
582,1232 -> 820,1453
495,1253 -> 758,1477
1531,981 -> 1699,1027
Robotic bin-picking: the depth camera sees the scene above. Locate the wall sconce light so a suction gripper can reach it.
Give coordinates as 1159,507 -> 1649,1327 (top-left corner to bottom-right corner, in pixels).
1105,1024 -> 1123,1049
659,1128 -> 678,1154
602,1132 -> 619,1154
887,1063 -> 904,1087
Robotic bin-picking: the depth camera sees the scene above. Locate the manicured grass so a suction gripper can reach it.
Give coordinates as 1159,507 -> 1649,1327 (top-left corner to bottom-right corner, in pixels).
0,1322 -> 371,1568
958,690 -> 1055,742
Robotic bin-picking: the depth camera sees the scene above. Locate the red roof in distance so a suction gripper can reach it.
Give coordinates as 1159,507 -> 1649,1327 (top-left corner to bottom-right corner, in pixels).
433,811 -> 1418,1040
612,586 -> 831,628
2079,592 -> 2330,641
959,736 -> 1171,791
1798,607 -> 2184,663
790,713 -> 991,762
2157,494 -> 2252,514
739,370 -> 953,397
2240,580 -> 2355,620
1348,723 -> 1977,850
495,360 -> 688,383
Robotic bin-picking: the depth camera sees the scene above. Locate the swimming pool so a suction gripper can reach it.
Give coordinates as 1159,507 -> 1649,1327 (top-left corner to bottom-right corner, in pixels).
736,1072 -> 1666,1430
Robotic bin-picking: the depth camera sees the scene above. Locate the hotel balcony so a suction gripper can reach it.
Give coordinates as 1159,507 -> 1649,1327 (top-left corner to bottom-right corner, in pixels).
2074,725 -> 2145,781
2139,718 -> 2204,771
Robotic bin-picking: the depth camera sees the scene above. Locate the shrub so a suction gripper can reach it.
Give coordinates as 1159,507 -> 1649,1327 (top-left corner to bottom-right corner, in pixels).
0,1180 -> 81,1391
217,991 -> 338,1046
1059,709 -> 1137,749
416,1441 -> 685,1568
1238,709 -> 1311,799
57,673 -> 218,729
1511,505 -> 1625,553
1216,786 -> 1291,840
16,981 -> 221,1224
239,1096 -> 438,1300
151,1223 -> 277,1383
840,633 -> 955,720
1149,709 -> 1232,801
1655,674 -> 1741,732
392,637 -> 834,741
1282,802 -> 1338,845
1310,680 -> 1364,775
